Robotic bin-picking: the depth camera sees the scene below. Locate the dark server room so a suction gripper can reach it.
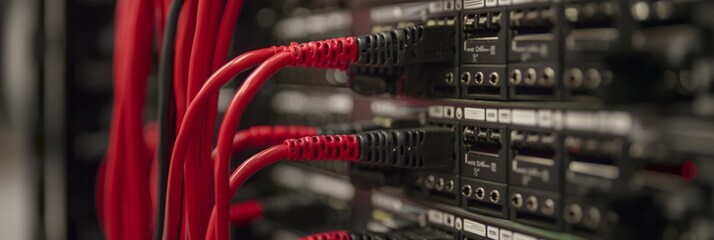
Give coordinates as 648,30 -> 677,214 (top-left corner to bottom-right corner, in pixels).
2,0 -> 714,239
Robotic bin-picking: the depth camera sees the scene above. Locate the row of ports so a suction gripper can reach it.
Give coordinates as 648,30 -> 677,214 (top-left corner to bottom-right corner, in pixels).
463,126 -> 501,145
511,193 -> 556,216
461,185 -> 500,203
510,130 -> 557,146
460,71 -> 500,86
423,175 -> 456,192
510,7 -> 556,29
463,12 -> 502,37
564,204 -> 602,229
563,68 -> 612,89
564,136 -> 624,157
510,68 -> 556,86
565,1 -> 617,24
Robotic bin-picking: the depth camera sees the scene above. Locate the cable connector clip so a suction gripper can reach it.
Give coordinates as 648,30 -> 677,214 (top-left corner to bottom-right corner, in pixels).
356,128 -> 455,169
355,25 -> 455,66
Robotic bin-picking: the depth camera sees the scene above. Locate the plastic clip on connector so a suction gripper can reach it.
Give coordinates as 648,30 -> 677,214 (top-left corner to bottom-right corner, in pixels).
355,26 -> 456,66
356,128 -> 455,169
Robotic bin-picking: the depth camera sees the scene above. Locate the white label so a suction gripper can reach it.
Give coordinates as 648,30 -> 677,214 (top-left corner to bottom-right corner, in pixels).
498,0 -> 511,5
513,233 -> 537,240
511,0 -> 535,5
464,107 -> 486,121
371,192 -> 403,212
443,0 -> 455,11
444,106 -> 455,119
498,109 -> 512,124
428,1 -> 444,13
608,111 -> 633,135
485,0 -> 498,7
454,218 -> 463,230
512,109 -> 537,126
553,110 -> 564,130
429,106 -> 444,118
443,213 -> 455,228
486,109 -> 498,122
565,111 -> 595,131
537,110 -> 553,128
463,0 -> 485,9
463,219 -> 487,237
499,229 -> 513,240
487,226 -> 499,239
428,209 -> 443,225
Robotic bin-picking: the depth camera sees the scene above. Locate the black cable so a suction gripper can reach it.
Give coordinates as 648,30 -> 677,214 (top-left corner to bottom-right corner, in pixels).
155,0 -> 183,239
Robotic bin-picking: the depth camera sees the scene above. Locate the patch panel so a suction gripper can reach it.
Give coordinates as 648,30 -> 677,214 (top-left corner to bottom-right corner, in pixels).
461,177 -> 508,218
509,127 -> 562,191
563,64 -> 614,100
564,135 -> 628,196
507,62 -> 562,100
509,3 -> 563,62
426,14 -> 461,99
408,171 -> 460,206
563,199 -> 614,238
461,122 -> 508,183
461,7 -> 509,64
563,0 -> 624,56
460,64 -> 508,100
509,186 -> 563,231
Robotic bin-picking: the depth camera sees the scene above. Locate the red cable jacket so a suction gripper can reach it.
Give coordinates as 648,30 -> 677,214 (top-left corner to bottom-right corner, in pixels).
212,53 -> 293,240
173,0 -> 197,129
210,38 -> 358,240
105,0 -> 154,238
154,0 -> 166,51
211,0 -> 244,71
184,0 -> 224,237
163,48 -> 277,240
210,125 -> 317,160
206,145 -> 289,240
207,134 -> 360,240
229,200 -> 264,228
299,231 -> 351,240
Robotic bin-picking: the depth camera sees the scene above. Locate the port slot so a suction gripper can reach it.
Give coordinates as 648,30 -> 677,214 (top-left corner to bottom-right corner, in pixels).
429,189 -> 456,201
464,126 -> 503,156
515,212 -> 557,226
431,84 -> 457,96
463,12 -> 502,39
466,85 -> 500,95
468,141 -> 501,156
515,148 -> 555,160
513,86 -> 555,96
570,155 -> 615,166
565,3 -> 615,29
466,198 -> 504,215
510,7 -> 555,35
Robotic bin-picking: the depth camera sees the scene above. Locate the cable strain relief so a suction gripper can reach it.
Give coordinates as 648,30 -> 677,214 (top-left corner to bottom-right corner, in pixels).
356,128 -> 455,168
244,126 -> 317,146
285,37 -> 358,70
285,135 -> 360,161
299,231 -> 351,240
354,25 -> 455,66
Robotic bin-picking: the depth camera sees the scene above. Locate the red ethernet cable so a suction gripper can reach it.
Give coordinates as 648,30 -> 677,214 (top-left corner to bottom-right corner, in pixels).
173,0 -> 197,129
163,48 -> 279,240
299,231 -> 351,240
207,135 -> 360,240
211,39 -> 358,240
183,0 -> 226,237
104,0 -> 155,239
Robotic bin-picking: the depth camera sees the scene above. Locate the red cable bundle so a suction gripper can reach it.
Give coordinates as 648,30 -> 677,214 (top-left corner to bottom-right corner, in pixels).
299,231 -> 351,240
103,0 -> 155,239
104,0 -> 363,237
